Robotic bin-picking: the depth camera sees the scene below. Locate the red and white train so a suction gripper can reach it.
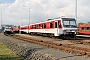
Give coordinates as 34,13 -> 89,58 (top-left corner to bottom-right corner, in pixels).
4,26 -> 19,35
19,18 -> 77,39
4,17 -> 77,39
78,24 -> 90,35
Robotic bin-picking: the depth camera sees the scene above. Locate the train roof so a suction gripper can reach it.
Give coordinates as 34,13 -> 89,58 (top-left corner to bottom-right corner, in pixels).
30,17 -> 75,25
47,17 -> 75,20
19,17 -> 76,26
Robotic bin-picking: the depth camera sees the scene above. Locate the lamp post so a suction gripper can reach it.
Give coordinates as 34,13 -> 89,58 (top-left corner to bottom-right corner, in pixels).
47,14 -> 48,20
75,0 -> 77,20
22,18 -> 23,25
29,8 -> 30,25
1,12 -> 2,27
22,6 -> 30,25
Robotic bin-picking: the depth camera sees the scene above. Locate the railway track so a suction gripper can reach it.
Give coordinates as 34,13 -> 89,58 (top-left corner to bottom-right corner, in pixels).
9,34 -> 90,58
70,40 -> 90,46
32,34 -> 90,46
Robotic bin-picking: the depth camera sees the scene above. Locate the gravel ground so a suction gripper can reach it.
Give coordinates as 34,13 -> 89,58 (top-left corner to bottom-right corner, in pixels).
0,33 -> 90,60
19,34 -> 90,49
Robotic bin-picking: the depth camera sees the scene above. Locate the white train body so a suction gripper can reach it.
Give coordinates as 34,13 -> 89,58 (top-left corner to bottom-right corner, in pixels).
19,25 -> 29,33
19,18 -> 77,38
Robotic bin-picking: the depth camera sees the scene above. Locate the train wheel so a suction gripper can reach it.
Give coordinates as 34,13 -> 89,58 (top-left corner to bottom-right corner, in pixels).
4,32 -> 6,35
49,34 -> 54,38
69,33 -> 76,39
73,34 -> 76,39
62,34 -> 68,40
62,35 -> 65,40
4,32 -> 9,36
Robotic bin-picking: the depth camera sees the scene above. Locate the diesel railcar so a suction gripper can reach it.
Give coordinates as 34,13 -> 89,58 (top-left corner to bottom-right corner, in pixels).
19,18 -> 77,39
4,26 -> 13,35
4,26 -> 19,35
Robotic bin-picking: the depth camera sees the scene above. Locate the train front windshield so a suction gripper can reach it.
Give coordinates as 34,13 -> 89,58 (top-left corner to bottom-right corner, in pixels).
6,27 -> 12,29
62,18 -> 77,28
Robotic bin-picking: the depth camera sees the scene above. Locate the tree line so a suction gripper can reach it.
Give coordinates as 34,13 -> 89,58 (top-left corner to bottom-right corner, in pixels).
78,22 -> 90,26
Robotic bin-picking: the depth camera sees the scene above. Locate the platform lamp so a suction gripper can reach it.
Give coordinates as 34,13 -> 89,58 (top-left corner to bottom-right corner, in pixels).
29,8 -> 30,25
28,8 -> 30,33
1,12 -> 2,27
75,0 -> 77,21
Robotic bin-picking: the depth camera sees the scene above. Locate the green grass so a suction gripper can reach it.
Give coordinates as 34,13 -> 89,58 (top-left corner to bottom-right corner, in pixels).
0,42 -> 24,60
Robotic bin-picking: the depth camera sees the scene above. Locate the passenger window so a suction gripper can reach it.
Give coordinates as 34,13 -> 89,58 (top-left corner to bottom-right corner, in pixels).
82,28 -> 84,30
42,24 -> 43,28
44,23 -> 46,28
55,22 -> 57,28
86,27 -> 90,31
87,27 -> 89,30
50,22 -> 53,28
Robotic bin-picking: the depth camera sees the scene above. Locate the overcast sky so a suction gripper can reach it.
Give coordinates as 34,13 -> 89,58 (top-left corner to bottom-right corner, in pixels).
0,0 -> 90,26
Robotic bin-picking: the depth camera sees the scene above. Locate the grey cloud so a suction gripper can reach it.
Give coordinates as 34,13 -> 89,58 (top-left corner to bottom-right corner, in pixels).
0,0 -> 90,25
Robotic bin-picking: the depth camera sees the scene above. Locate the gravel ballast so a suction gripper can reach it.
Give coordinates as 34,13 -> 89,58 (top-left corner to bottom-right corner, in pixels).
0,33 -> 90,60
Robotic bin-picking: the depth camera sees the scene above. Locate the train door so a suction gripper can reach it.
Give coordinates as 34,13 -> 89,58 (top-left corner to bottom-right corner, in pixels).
57,20 -> 63,36
58,20 -> 63,34
55,21 -> 59,36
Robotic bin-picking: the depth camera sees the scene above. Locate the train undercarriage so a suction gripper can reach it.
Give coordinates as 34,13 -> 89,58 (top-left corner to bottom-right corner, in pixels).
61,32 -> 76,39
4,31 -> 13,35
29,32 -> 76,39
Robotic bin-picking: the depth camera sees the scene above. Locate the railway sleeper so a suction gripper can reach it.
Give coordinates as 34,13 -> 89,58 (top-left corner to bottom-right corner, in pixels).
53,46 -> 86,55
72,50 -> 86,55
86,53 -> 90,57
50,45 -> 61,49
48,45 -> 53,48
83,43 -> 90,46
46,42 -> 63,46
27,40 -> 33,43
47,42 -> 57,45
34,41 -> 40,44
52,46 -> 62,49
67,49 -> 73,53
61,44 -> 90,52
43,44 -> 51,47
68,46 -> 90,52
38,42 -> 45,45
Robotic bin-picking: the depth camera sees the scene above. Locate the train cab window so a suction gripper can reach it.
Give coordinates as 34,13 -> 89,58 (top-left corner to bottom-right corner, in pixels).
50,22 -> 53,28
44,23 -> 46,28
55,22 -> 57,28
